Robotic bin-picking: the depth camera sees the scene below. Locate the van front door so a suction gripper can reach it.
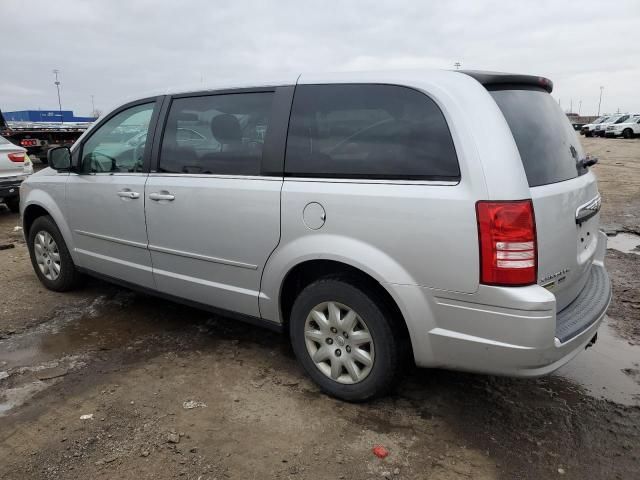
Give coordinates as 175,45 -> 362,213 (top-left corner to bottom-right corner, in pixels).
66,100 -> 159,289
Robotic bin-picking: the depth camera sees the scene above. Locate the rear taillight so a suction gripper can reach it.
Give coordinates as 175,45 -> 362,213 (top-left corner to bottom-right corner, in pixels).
7,152 -> 26,163
476,200 -> 537,286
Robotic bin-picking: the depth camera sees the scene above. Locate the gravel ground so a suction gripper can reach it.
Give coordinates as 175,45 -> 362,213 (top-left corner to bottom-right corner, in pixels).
0,140 -> 639,480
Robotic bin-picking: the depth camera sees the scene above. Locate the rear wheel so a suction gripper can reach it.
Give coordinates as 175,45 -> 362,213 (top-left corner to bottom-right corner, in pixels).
4,197 -> 20,213
289,276 -> 402,402
623,128 -> 634,139
27,215 -> 80,291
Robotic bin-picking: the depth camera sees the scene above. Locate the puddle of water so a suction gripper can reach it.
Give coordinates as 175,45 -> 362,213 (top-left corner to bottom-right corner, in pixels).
607,232 -> 640,255
0,291 -> 172,416
0,381 -> 58,415
556,317 -> 640,405
0,292 -> 154,371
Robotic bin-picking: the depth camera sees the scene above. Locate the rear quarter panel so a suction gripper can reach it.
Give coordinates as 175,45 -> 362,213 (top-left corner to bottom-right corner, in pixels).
260,71 -> 503,324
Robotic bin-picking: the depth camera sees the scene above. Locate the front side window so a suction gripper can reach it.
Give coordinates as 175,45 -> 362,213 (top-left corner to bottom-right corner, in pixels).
159,92 -> 274,175
285,84 -> 460,180
80,102 -> 154,173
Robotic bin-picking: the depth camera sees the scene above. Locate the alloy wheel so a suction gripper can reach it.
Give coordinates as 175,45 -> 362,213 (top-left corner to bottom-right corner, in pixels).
304,301 -> 375,384
34,230 -> 61,281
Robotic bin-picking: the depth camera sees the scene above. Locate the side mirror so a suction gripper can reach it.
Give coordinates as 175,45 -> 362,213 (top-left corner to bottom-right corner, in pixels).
47,146 -> 72,171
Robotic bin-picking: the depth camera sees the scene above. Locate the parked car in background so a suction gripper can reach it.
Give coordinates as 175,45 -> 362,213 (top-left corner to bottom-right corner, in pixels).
581,116 -> 609,137
595,114 -> 631,137
20,70 -> 610,401
605,115 -> 640,138
0,135 -> 32,212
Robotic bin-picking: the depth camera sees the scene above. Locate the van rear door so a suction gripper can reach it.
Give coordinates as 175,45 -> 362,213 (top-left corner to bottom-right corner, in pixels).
489,86 -> 601,310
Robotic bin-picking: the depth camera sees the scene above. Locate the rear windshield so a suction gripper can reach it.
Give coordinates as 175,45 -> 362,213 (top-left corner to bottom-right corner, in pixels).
490,87 -> 586,187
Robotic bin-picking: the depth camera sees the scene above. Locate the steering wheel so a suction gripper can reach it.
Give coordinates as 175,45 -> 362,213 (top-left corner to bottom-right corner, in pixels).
87,151 -> 117,173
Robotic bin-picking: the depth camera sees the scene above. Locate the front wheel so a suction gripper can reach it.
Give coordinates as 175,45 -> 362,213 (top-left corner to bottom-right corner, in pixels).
623,129 -> 634,139
27,215 -> 80,291
289,277 -> 402,401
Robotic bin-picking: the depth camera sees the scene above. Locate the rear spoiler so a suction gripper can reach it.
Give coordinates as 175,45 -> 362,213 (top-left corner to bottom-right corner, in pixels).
459,70 -> 553,93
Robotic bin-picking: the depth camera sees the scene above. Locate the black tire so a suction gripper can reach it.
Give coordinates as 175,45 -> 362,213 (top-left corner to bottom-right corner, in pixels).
5,196 -> 20,213
27,215 -> 80,291
289,276 -> 402,402
623,129 -> 634,139
585,131 -> 592,137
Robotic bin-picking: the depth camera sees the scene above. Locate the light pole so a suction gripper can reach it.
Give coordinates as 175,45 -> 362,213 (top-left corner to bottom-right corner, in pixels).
91,95 -> 95,116
454,62 -> 461,70
597,86 -> 604,116
578,100 -> 582,115
52,69 -> 62,123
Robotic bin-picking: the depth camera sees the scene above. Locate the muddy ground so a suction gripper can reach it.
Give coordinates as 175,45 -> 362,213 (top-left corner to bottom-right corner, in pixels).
0,138 -> 639,480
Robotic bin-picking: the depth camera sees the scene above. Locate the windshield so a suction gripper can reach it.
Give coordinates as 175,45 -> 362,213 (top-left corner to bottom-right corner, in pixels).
594,117 -> 609,124
490,87 -> 586,187
613,115 -> 630,124
604,115 -> 622,124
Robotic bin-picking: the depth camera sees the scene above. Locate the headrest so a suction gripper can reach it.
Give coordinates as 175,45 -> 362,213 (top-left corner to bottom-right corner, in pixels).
210,114 -> 242,143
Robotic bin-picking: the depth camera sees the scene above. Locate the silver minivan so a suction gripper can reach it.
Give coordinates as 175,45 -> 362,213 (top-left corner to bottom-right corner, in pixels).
21,70 -> 611,401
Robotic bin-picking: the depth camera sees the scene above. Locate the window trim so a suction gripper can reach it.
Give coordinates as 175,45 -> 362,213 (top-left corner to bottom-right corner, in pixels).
283,83 -> 461,182
151,86 -> 294,177
76,96 -> 163,175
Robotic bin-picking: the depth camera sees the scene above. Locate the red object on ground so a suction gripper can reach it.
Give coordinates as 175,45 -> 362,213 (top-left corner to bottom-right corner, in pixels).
372,445 -> 389,458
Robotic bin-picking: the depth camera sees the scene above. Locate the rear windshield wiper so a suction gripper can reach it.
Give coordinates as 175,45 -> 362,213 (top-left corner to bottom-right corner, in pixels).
577,156 -> 598,169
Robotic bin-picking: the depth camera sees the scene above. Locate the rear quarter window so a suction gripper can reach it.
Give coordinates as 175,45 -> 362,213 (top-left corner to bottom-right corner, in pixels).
285,84 -> 460,180
490,87 -> 586,187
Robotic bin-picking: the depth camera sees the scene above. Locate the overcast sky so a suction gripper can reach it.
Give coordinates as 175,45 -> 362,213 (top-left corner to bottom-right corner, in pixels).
2,0 -> 639,117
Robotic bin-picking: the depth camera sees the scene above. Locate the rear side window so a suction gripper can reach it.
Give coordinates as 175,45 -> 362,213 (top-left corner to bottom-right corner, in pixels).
490,87 -> 586,187
0,135 -> 10,145
159,92 -> 274,176
285,84 -> 459,180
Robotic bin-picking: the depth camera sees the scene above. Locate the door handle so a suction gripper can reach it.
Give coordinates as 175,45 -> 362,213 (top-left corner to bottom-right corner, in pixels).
117,190 -> 140,199
149,192 -> 175,201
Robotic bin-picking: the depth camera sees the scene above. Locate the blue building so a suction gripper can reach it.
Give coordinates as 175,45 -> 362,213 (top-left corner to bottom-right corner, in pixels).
3,110 -> 96,123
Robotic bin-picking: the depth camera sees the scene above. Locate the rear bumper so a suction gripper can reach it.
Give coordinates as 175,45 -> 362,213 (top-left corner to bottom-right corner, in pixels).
392,237 -> 611,377
0,177 -> 25,199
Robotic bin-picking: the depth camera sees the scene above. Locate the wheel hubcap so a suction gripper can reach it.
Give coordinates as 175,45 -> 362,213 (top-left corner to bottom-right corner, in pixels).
34,230 -> 61,281
304,301 -> 375,384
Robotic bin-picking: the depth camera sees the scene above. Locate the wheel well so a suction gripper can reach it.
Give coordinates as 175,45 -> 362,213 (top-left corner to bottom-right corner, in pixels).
279,259 -> 413,357
23,205 -> 50,237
